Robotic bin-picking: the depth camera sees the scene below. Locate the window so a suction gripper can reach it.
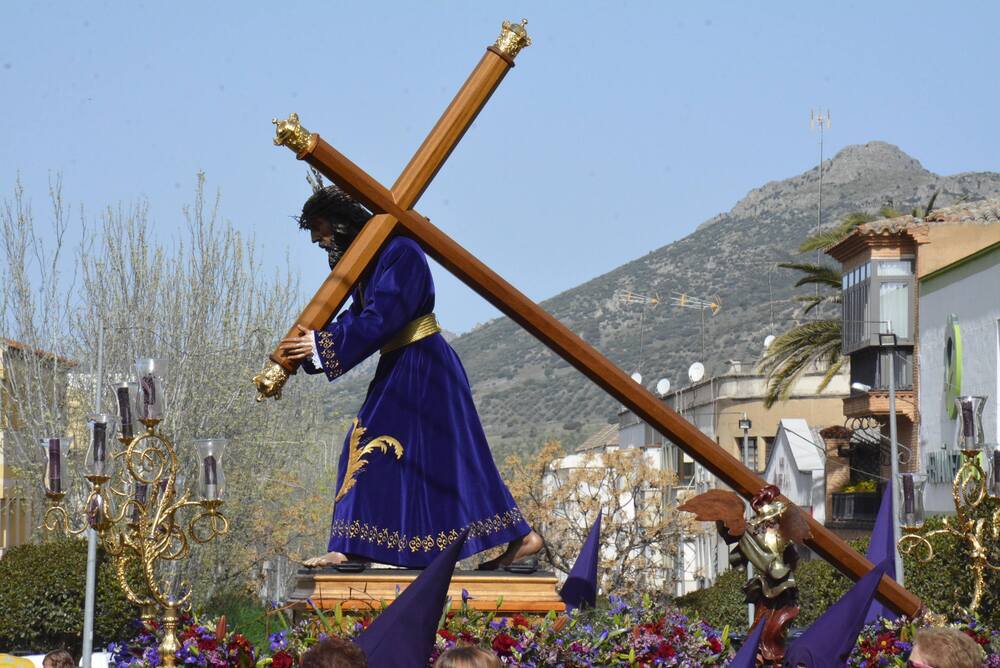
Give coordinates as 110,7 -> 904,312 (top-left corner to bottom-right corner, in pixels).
737,437 -> 758,471
879,282 -> 910,339
876,259 -> 913,276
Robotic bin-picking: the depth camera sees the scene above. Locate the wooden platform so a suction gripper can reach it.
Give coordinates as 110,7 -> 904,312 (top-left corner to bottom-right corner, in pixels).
290,568 -> 566,614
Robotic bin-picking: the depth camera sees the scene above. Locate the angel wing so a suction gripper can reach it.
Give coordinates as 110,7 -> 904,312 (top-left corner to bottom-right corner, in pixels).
677,489 -> 747,537
778,504 -> 813,544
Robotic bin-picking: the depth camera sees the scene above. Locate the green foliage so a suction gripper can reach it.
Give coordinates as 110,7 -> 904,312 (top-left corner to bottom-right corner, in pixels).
675,568 -> 749,632
0,538 -> 136,654
676,514 -> 1000,632
199,593 -> 269,649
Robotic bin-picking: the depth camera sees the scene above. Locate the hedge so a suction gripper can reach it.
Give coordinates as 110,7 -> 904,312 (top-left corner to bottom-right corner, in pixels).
677,505 -> 1000,631
0,538 -> 137,654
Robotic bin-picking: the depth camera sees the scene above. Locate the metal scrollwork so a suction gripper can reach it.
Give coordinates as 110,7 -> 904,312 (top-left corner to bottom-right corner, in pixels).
898,450 -> 1000,614
41,421 -> 228,668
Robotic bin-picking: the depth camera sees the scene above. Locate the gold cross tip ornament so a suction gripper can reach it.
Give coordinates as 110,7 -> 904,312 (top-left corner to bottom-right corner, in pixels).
495,19 -> 531,59
253,360 -> 290,402
272,112 -> 315,154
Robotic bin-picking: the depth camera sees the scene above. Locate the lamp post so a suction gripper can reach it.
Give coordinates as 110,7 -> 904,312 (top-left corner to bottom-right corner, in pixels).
878,331 -> 904,588
738,413 -> 754,628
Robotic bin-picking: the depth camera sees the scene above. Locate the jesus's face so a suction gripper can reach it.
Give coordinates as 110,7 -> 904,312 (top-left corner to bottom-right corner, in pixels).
308,217 -> 345,269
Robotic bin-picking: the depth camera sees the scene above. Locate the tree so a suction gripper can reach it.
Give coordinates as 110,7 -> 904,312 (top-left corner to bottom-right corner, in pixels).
1,175 -> 341,605
504,440 -> 687,598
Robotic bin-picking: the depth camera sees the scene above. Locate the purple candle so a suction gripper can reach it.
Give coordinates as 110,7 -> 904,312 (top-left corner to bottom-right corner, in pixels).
132,482 -> 148,523
93,421 -> 107,466
140,374 -> 156,418
960,398 -> 976,438
47,438 -> 62,494
117,384 -> 134,440
203,455 -> 218,500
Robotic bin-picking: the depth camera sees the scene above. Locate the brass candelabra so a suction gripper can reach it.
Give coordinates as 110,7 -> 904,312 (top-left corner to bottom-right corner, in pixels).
897,449 -> 1000,615
43,414 -> 229,667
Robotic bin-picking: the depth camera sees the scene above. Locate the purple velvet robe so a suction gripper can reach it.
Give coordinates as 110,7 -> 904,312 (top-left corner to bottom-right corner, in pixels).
303,235 -> 529,567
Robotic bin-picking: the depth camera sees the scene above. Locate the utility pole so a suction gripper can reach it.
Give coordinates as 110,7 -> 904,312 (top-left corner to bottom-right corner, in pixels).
880,330 -> 905,586
81,321 -> 103,668
810,109 -> 831,297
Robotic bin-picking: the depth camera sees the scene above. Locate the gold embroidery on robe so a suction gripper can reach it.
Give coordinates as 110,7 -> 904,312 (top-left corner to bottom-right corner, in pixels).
334,418 -> 404,502
328,508 -> 526,553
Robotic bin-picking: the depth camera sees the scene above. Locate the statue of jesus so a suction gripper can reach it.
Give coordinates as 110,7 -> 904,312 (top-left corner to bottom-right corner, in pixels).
279,184 -> 543,570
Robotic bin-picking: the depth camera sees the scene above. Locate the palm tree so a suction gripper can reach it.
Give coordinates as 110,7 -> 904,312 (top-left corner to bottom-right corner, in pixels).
758,262 -> 843,407
758,192 -> 939,407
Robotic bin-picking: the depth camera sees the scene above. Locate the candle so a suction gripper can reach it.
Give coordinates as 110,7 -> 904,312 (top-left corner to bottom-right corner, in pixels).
140,374 -> 156,419
93,421 -> 107,467
48,438 -> 62,494
203,455 -> 218,500
960,398 -> 975,439
132,482 -> 148,523
116,384 -> 134,440
902,474 -> 915,515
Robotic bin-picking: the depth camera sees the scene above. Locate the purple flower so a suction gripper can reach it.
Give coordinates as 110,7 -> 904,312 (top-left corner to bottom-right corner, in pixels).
269,630 -> 288,652
462,588 -> 471,604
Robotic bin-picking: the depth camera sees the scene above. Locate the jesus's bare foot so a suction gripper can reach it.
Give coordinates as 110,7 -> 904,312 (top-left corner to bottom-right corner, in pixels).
303,551 -> 349,568
477,530 -> 544,570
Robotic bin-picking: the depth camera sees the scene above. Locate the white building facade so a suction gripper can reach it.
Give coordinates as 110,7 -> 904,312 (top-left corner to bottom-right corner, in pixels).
918,243 -> 1000,512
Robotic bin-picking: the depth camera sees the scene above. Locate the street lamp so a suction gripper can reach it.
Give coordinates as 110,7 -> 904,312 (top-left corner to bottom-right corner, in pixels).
738,413 -> 754,629
878,331 -> 904,588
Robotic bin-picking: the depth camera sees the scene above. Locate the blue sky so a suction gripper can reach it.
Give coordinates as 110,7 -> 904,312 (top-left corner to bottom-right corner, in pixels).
4,1 -> 998,334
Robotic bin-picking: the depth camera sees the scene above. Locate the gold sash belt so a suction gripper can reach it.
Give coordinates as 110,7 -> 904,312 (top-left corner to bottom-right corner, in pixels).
381,313 -> 441,355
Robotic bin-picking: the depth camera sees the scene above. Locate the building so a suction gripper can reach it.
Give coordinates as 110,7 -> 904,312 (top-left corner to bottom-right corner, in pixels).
916,226 -> 1000,511
0,338 -> 77,556
762,419 -> 826,524
614,360 -> 849,592
825,199 -> 1000,511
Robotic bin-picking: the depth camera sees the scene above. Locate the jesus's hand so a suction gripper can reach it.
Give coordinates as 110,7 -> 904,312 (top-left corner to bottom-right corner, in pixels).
278,325 -> 315,362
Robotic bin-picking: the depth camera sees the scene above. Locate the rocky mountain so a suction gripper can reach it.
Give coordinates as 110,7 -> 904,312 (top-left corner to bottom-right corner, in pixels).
320,142 -> 1000,459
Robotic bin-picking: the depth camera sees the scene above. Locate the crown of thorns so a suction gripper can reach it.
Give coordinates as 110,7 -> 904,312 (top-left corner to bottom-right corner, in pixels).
297,182 -> 372,231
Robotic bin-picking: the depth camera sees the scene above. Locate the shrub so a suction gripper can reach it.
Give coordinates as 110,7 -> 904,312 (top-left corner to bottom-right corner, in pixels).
675,568 -> 748,631
676,510 -> 1000,631
0,538 -> 136,654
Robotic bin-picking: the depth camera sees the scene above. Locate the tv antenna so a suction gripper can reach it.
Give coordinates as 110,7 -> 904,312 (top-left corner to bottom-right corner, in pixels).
614,289 -> 661,374
671,292 -> 721,361
810,108 -> 831,297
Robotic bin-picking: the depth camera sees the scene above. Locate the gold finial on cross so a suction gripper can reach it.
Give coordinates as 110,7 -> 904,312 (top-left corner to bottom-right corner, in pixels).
272,113 -> 316,155
495,19 -> 531,59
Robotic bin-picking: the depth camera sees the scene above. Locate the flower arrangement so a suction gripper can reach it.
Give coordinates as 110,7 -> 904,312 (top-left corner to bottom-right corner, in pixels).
107,615 -> 256,668
849,616 -> 1000,667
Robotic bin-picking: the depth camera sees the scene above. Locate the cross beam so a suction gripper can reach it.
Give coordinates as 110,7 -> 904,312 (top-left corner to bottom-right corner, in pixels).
256,21 -> 923,618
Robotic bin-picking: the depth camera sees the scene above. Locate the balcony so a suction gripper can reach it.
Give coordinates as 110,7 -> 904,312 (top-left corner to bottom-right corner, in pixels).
843,389 -> 917,420
829,491 -> 880,527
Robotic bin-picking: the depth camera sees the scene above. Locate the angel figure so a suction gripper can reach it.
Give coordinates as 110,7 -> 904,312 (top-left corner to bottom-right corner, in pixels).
679,484 -> 812,664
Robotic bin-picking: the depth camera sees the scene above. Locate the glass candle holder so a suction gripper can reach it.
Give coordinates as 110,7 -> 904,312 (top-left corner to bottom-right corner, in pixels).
194,438 -> 226,502
40,436 -> 73,497
115,381 -> 140,441
135,358 -> 167,422
85,414 -> 116,480
954,395 -> 987,454
897,472 -> 927,529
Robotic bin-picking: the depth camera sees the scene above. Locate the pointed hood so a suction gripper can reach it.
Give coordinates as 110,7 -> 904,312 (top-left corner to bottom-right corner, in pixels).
783,560 -> 891,667
560,511 -> 601,611
864,482 -> 898,624
356,531 -> 468,667
729,614 -> 767,668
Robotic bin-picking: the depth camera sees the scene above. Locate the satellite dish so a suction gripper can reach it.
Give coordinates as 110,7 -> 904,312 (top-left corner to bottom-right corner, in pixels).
688,362 -> 705,383
763,334 -> 776,349
656,378 -> 671,396
630,371 -> 643,385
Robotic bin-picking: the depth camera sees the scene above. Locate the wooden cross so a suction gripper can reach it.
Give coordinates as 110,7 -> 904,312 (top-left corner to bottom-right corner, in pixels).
255,19 -> 922,617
